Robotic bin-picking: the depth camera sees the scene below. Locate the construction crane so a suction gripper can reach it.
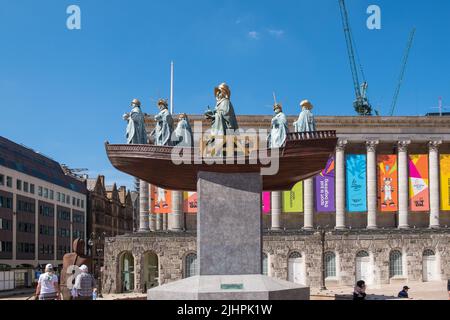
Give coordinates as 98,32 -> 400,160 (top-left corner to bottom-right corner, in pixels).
338,0 -> 372,116
389,28 -> 416,116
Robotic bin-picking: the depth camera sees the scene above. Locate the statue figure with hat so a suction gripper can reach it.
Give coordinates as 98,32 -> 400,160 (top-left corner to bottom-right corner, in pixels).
150,99 -> 174,146
173,113 -> 193,147
268,103 -> 289,148
294,100 -> 316,133
123,98 -> 148,144
204,83 -> 239,138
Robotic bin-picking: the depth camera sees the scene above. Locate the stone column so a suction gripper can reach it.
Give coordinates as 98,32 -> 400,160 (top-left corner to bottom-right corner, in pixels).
162,212 -> 168,230
138,180 -> 150,232
303,178 -> 314,230
429,140 -> 442,228
398,140 -> 411,229
169,191 -> 183,231
271,191 -> 282,230
156,213 -> 163,231
366,140 -> 379,229
149,213 -> 156,231
335,139 -> 348,230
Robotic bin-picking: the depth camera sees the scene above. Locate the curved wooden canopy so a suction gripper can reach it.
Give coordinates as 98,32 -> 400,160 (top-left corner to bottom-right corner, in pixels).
105,131 -> 338,191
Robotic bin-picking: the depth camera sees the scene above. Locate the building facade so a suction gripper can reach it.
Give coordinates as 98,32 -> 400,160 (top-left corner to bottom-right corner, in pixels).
0,136 -> 87,289
103,116 -> 450,293
86,175 -> 134,279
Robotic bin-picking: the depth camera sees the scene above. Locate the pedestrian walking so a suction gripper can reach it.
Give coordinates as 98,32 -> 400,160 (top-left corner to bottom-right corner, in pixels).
353,280 -> 367,300
73,264 -> 97,300
35,264 -> 61,300
398,285 -> 410,299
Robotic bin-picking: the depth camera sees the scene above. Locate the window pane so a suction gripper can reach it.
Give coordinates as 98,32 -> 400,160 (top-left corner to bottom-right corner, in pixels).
23,182 -> 29,192
389,251 -> 402,277
17,180 -> 22,190
38,187 -> 43,196
49,190 -> 54,200
30,184 -> 35,194
0,174 -> 4,186
325,252 -> 336,278
6,177 -> 12,187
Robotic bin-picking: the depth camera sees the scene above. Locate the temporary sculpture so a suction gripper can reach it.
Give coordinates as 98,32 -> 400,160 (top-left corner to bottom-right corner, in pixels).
150,99 -> 174,146
174,113 -> 193,147
123,98 -> 148,144
60,238 -> 92,300
294,100 -> 316,132
204,83 -> 239,136
268,103 -> 289,148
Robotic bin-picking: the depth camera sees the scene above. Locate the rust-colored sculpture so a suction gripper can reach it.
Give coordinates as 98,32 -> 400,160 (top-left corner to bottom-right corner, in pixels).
60,238 -> 92,300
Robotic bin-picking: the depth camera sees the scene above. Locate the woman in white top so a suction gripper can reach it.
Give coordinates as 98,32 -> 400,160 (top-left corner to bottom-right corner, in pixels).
36,264 -> 61,300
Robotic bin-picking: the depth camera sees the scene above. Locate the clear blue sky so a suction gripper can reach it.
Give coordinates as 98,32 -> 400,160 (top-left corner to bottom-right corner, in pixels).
1,0 -> 449,188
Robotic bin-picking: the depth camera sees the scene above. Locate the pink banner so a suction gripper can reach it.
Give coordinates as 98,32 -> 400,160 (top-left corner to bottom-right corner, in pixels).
262,192 -> 271,214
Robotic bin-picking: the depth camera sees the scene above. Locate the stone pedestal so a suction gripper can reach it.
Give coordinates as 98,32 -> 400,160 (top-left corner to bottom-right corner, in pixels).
148,171 -> 309,300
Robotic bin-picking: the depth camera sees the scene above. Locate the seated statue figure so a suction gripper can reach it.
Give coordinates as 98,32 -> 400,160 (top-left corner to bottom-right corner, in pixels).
293,100 -> 316,132
123,98 -> 148,144
268,103 -> 289,148
174,113 -> 193,147
150,99 -> 174,146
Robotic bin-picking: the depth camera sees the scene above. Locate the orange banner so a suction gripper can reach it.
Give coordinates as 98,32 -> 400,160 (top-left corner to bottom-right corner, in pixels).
183,192 -> 197,214
150,186 -> 172,214
377,155 -> 398,212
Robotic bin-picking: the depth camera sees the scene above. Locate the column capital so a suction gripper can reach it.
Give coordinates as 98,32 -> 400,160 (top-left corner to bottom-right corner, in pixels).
397,140 -> 411,152
365,140 -> 379,152
336,139 -> 348,152
428,140 -> 442,152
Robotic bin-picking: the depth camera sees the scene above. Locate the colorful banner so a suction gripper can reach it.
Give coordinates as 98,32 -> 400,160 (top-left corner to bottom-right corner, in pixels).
150,186 -> 172,214
346,154 -> 367,212
282,181 -> 303,213
262,192 -> 271,214
315,156 -> 335,212
409,155 -> 430,211
377,155 -> 398,212
440,155 -> 450,211
183,192 -> 197,213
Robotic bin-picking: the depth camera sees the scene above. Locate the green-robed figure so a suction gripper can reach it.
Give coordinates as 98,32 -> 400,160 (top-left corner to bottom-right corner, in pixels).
123,98 -> 148,144
268,103 -> 289,148
294,100 -> 316,133
205,83 -> 239,136
150,99 -> 174,146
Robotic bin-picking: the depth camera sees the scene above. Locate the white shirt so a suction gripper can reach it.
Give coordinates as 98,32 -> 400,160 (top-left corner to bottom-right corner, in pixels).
38,272 -> 58,294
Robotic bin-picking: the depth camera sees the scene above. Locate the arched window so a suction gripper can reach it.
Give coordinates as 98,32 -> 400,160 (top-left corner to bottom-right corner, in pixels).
184,253 -> 198,278
356,250 -> 369,258
120,252 -> 134,292
324,252 -> 336,278
289,251 -> 302,259
262,253 -> 268,276
389,250 -> 403,277
423,249 -> 435,257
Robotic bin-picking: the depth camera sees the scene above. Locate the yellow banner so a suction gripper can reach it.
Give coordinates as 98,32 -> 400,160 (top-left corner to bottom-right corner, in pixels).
282,181 -> 303,213
440,155 -> 450,210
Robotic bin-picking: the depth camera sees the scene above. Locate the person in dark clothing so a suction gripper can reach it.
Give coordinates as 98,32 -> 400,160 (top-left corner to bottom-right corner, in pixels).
398,286 -> 410,298
447,280 -> 449,300
353,280 -> 367,300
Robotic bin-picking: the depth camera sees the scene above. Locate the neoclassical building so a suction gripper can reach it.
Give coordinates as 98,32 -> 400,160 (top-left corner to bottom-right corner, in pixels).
103,116 -> 450,293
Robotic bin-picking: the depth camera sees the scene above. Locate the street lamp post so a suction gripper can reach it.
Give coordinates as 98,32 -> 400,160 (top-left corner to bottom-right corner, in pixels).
319,226 -> 328,291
